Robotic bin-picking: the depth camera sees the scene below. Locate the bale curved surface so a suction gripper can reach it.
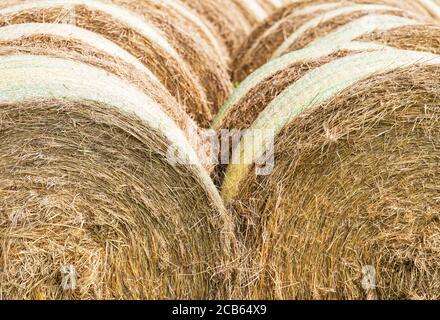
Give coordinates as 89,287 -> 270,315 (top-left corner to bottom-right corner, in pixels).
181,0 -> 252,57
0,55 -> 237,300
217,16 -> 440,131
216,22 -> 440,182
214,41 -> 387,130
107,0 -> 233,114
222,49 -> 440,299
232,0 -> 431,81
295,13 -> 419,49
0,0 -> 220,126
213,41 -> 387,183
0,23 -> 213,170
271,6 -> 418,58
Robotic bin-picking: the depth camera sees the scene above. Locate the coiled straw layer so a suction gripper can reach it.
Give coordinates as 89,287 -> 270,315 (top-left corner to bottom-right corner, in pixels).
232,0 -> 432,81
221,48 -> 440,299
0,55 -> 236,300
181,0 -> 252,57
0,22 -> 213,169
217,19 -> 440,132
107,0 -> 232,115
0,0 -> 231,126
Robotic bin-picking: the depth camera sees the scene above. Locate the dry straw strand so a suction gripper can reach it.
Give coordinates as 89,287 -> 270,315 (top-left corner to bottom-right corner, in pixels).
232,0 -> 271,24
358,24 -> 440,55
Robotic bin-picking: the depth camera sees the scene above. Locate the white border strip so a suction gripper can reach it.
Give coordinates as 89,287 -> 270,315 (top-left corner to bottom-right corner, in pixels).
272,4 -> 403,58
0,23 -> 162,86
212,41 -> 388,129
0,0 -> 181,60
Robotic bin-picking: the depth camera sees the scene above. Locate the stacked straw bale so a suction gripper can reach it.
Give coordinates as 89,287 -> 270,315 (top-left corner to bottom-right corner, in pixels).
215,20 -> 440,177
232,0 -> 436,81
219,46 -> 440,299
0,22 -> 214,169
0,0 -> 232,127
108,0 -> 232,115
1,0 -> 439,301
180,0 -> 252,57
0,53 -> 238,300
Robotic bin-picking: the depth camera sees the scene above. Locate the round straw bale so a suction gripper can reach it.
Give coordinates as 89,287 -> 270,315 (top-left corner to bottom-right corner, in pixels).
0,23 -> 213,169
0,0 -> 229,62
214,42 -> 385,131
0,0 -> 229,127
222,49 -> 440,299
180,0 -> 252,57
0,54 -> 238,300
232,0 -> 431,81
273,9 -> 422,58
